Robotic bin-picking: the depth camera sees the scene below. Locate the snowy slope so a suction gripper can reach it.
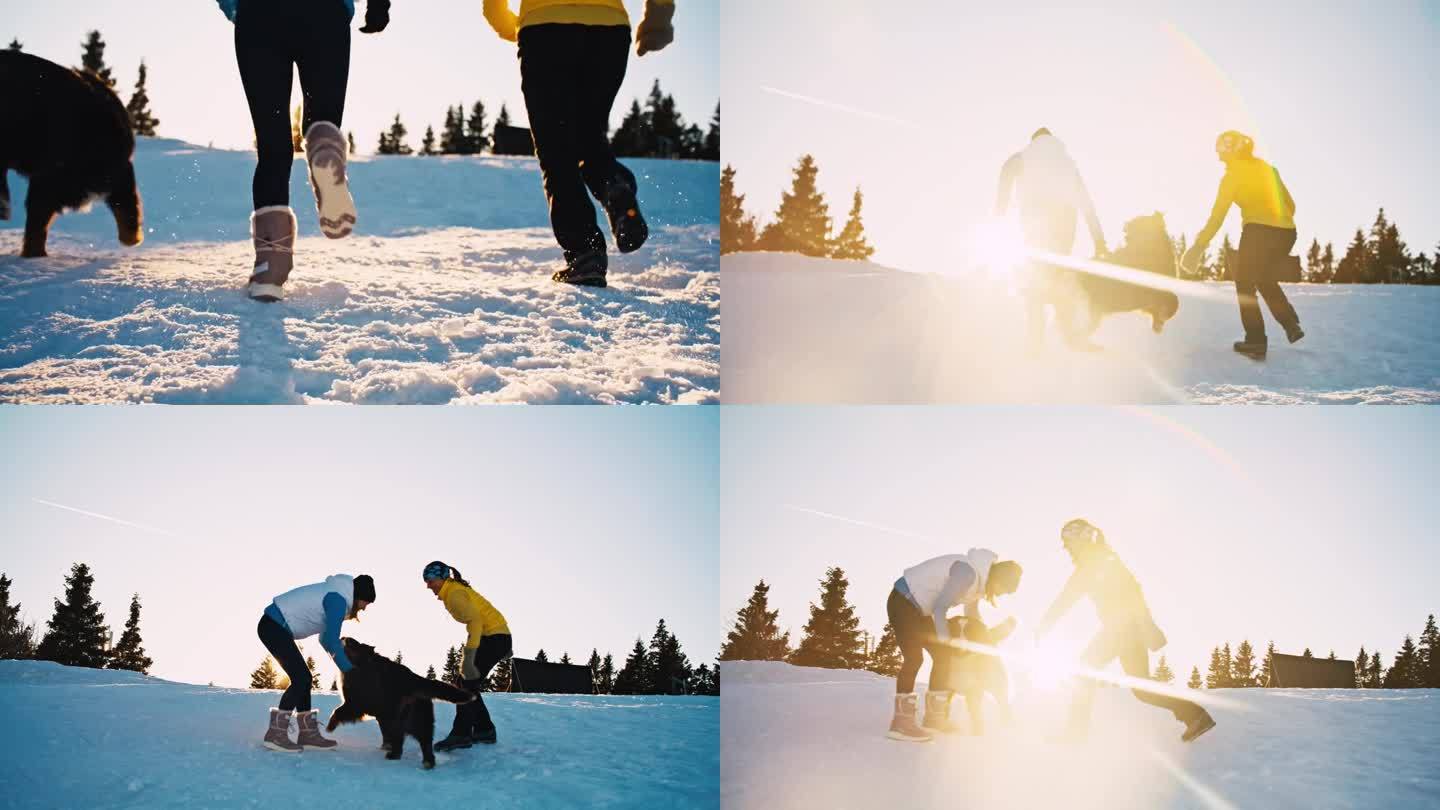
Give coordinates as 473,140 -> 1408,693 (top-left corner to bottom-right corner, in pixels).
721,253 -> 1440,404
0,139 -> 718,404
720,661 -> 1440,810
0,661 -> 718,809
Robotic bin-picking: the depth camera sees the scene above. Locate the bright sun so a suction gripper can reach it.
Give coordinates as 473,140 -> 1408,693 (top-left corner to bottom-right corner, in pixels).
965,218 -> 1028,278
1017,639 -> 1084,691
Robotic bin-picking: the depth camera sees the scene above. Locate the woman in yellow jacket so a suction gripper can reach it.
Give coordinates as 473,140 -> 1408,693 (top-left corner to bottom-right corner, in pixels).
481,0 -> 676,287
424,561 -> 513,751
1182,131 -> 1304,359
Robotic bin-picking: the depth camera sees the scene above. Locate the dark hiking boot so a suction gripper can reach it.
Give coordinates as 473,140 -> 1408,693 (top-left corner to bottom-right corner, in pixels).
248,206 -> 297,302
1285,323 -> 1305,345
1233,338 -> 1267,360
922,690 -> 960,733
1181,709 -> 1217,743
886,693 -> 933,742
435,731 -> 473,752
263,708 -> 302,752
602,169 -> 648,254
553,248 -> 608,287
296,709 -> 337,750
472,727 -> 497,745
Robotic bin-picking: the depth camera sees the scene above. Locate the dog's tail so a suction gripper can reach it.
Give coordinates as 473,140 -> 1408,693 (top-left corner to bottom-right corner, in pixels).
417,679 -> 476,704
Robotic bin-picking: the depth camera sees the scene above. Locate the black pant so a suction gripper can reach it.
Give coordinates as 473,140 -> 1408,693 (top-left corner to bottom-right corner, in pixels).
1067,620 -> 1202,733
257,614 -> 313,712
887,588 -> 950,694
517,24 -> 633,256
234,0 -> 351,210
450,633 -> 513,736
1235,223 -> 1300,341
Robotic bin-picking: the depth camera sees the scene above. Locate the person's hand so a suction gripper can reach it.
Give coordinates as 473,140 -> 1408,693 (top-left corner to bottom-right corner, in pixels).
462,646 -> 480,681
1093,241 -> 1109,260
998,617 -> 1018,635
1181,245 -> 1203,273
635,1 -> 675,56
360,0 -> 390,33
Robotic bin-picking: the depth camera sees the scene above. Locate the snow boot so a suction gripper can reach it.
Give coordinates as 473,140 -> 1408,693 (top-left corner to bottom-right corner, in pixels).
472,726 -> 497,745
922,690 -> 960,733
263,708 -> 302,752
552,247 -> 608,288
1284,323 -> 1305,345
1181,709 -> 1216,743
303,121 -> 356,239
247,206 -> 297,302
435,731 -> 473,752
296,709 -> 337,750
1232,338 -> 1267,360
886,693 -> 933,742
601,166 -> 648,254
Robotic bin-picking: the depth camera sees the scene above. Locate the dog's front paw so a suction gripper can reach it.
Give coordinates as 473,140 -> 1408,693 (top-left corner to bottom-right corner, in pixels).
325,718 -> 339,732
422,759 -> 435,770
385,751 -> 402,760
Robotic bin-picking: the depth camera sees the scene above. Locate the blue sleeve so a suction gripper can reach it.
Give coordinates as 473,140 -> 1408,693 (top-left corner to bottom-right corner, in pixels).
216,0 -> 237,22
320,592 -> 353,672
932,562 -> 977,640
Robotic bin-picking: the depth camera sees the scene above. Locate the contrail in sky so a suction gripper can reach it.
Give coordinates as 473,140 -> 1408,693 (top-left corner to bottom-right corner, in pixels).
760,86 -> 929,132
33,498 -> 182,539
785,505 -> 937,541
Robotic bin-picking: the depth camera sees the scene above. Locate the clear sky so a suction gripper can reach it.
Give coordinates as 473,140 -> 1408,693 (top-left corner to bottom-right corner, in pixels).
1,406 -> 718,688
722,0 -> 1440,272
6,0 -> 718,153
722,406 -> 1440,684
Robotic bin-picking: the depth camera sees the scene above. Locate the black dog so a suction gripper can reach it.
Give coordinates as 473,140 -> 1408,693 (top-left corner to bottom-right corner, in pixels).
0,50 -> 144,257
1077,212 -> 1181,335
327,638 -> 475,769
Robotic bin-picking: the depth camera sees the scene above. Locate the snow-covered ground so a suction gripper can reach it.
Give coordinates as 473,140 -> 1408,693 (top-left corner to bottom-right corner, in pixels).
0,139 -> 718,404
721,253 -> 1440,404
0,660 -> 718,809
720,660 -> 1440,810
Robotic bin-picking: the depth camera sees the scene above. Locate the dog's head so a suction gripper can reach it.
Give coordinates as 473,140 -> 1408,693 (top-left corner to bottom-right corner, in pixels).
74,67 -> 144,248
1147,291 -> 1181,333
341,637 -> 378,666
1113,212 -> 1177,277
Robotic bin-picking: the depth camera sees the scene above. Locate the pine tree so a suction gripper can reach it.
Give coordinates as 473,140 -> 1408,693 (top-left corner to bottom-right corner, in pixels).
1304,239 -> 1323,283
1153,655 -> 1175,683
250,657 -> 279,689
1384,636 -> 1421,688
1205,646 -> 1224,688
1335,229 -> 1368,283
107,594 -> 152,673
648,619 -> 692,694
678,123 -> 705,159
440,105 -> 464,154
1320,242 -> 1336,283
377,114 -> 412,155
1367,650 -> 1383,688
394,651 -> 403,665
420,126 -> 437,156
426,665 -> 437,679
1187,666 -> 1203,689
1217,234 -> 1237,282
830,187 -> 875,260
1419,615 -> 1440,688
1327,650 -> 1336,660
611,100 -> 648,157
0,573 -> 39,660
495,104 -> 512,129
598,652 -> 616,694
586,649 -> 602,693
535,649 -> 549,663
35,563 -> 111,669
6,39 -> 21,52
720,579 -> 791,660
125,61 -> 159,137
1302,647 -> 1313,658
1260,641 -> 1276,687
331,679 -> 338,691
702,102 -> 720,161
789,566 -> 865,669
559,652 -> 572,665
1355,646 -> 1368,688
79,31 -> 115,89
1232,640 -> 1257,688
487,656 -> 512,692
613,638 -> 650,695
688,663 -> 717,695
347,132 -> 357,155
1368,208 -> 1410,283
644,81 -> 683,157
866,621 -> 903,677
443,646 -> 463,686
304,655 -> 321,688
719,165 -> 759,254
466,101 -> 490,154
758,154 -> 832,257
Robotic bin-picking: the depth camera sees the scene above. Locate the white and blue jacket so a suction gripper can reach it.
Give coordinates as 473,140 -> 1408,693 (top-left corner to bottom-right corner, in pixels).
265,574 -> 356,672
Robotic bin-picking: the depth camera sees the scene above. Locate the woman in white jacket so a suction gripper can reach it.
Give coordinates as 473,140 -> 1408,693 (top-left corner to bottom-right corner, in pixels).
885,549 -> 1022,741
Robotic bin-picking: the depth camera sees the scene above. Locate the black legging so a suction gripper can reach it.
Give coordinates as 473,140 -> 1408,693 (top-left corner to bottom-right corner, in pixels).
887,588 -> 951,694
234,0 -> 351,210
1235,223 -> 1300,341
1067,619 -> 1202,732
517,24 -> 633,255
450,633 -> 514,736
257,614 -> 314,712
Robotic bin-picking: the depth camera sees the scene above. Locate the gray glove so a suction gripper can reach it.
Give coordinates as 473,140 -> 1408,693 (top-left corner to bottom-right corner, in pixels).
462,646 -> 480,681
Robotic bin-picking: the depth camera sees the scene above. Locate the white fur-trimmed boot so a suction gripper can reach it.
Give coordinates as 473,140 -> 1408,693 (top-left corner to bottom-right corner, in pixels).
295,709 -> 337,750
303,121 -> 356,239
247,206 -> 296,302
262,708 -> 302,752
886,693 -> 933,742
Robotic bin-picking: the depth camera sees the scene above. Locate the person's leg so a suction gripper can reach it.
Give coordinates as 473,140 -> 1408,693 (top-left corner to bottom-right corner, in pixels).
575,26 -> 648,253
518,25 -> 608,277
234,0 -> 296,211
1234,227 -> 1267,343
256,615 -> 305,751
258,621 -> 313,712
468,634 -> 513,740
1064,626 -> 1121,737
294,1 -> 356,238
888,589 -> 925,695
1115,634 -> 1199,724
1255,228 -> 1300,334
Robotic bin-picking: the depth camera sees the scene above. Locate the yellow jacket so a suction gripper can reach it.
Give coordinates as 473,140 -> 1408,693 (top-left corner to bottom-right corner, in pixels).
438,580 -> 510,648
484,0 -> 671,42
1194,156 -> 1296,248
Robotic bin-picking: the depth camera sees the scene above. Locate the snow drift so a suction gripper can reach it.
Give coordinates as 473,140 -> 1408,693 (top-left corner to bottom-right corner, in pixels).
721,252 -> 1440,404
0,139 -> 719,404
720,660 -> 1440,810
0,660 -> 718,808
